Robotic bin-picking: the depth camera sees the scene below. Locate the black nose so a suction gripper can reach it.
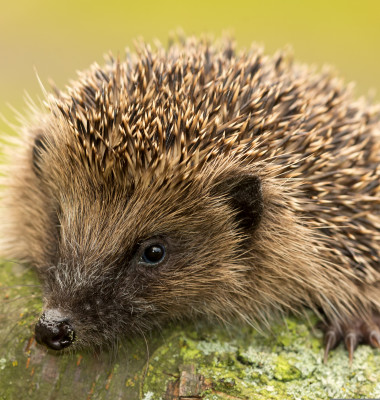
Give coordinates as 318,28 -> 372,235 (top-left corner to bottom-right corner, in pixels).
35,309 -> 76,350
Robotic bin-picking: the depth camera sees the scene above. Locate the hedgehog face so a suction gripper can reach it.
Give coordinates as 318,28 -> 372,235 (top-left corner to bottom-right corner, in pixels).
30,138 -> 264,350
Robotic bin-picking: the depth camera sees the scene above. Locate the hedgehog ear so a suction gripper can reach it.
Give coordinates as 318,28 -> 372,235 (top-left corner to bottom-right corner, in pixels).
214,175 -> 263,231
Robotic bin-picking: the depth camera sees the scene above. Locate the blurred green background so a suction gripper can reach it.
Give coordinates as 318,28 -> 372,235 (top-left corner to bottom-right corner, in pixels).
0,0 -> 379,134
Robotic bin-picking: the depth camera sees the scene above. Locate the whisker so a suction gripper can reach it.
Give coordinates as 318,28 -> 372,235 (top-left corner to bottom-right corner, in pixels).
0,258 -> 29,266
0,284 -> 41,289
0,320 -> 32,351
2,294 -> 40,304
138,327 -> 150,392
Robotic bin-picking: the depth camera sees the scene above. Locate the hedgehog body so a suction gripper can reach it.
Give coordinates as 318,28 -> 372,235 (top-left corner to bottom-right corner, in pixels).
1,37 -> 380,357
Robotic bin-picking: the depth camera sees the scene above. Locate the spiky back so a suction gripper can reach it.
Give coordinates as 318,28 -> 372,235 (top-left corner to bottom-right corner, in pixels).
51,37 -> 380,177
49,37 -> 380,279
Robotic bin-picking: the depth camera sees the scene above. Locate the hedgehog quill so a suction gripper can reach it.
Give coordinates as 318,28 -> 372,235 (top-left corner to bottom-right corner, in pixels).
1,37 -> 380,362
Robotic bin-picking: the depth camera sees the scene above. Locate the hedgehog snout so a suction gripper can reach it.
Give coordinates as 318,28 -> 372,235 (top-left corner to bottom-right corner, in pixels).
35,309 -> 76,350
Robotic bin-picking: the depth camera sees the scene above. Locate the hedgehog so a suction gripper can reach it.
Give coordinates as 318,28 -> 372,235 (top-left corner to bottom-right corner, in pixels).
1,36 -> 380,362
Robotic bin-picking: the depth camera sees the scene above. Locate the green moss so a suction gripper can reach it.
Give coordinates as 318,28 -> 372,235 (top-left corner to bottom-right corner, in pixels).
273,355 -> 301,381
142,318 -> 380,399
2,259 -> 380,399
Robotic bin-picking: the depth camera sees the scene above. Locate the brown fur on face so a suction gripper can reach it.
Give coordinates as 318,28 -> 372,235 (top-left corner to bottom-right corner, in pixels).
1,36 -> 380,350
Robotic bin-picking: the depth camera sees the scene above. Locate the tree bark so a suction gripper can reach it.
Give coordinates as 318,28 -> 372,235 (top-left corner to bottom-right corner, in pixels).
1,260 -> 380,400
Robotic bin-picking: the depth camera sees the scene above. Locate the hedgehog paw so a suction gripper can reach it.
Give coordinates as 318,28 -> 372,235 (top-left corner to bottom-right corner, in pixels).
321,315 -> 380,364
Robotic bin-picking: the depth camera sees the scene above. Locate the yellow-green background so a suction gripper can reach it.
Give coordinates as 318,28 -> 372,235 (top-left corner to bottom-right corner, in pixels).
0,0 -> 379,134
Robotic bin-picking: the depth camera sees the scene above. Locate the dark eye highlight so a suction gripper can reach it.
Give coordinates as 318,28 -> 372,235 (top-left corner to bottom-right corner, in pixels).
141,244 -> 166,265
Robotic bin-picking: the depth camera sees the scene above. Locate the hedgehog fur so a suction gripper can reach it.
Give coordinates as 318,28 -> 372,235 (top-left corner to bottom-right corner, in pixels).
1,36 -> 380,359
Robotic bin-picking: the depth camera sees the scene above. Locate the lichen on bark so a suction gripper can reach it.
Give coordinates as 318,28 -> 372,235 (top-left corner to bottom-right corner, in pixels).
1,260 -> 380,400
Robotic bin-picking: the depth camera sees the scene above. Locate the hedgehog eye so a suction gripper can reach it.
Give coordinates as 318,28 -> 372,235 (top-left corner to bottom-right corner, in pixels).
140,244 -> 166,265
